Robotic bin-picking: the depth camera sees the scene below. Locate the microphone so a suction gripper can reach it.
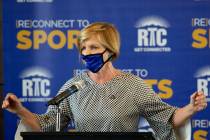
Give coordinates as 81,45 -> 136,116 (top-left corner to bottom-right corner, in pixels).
47,80 -> 86,106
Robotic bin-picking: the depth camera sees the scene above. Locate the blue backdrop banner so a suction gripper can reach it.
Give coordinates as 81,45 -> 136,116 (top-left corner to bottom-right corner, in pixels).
2,0 -> 210,140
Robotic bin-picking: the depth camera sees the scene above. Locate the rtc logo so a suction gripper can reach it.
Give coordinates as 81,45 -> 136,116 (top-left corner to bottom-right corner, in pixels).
19,67 -> 52,102
134,16 -> 171,52
194,66 -> 210,102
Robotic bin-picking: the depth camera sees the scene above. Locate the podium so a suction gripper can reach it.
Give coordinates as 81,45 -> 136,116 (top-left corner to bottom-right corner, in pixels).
21,132 -> 156,140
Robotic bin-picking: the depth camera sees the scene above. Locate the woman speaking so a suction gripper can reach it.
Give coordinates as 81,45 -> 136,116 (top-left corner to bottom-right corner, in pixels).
2,22 -> 207,140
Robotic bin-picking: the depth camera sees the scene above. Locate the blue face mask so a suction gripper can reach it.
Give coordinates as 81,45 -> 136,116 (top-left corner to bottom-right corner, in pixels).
81,49 -> 113,73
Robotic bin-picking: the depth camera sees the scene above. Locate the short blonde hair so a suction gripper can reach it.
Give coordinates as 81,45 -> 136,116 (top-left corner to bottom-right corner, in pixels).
78,22 -> 120,60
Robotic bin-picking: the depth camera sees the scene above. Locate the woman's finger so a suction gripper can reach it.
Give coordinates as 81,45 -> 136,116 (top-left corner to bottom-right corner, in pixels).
190,92 -> 198,104
5,93 -> 14,100
2,100 -> 9,109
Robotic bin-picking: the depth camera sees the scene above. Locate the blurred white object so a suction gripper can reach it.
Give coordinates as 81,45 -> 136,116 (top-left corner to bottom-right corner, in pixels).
138,117 -> 191,140
15,120 -> 32,140
175,119 -> 191,140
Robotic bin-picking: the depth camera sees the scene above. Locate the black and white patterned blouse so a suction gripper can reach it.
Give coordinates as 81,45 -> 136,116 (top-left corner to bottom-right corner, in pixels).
35,72 -> 177,140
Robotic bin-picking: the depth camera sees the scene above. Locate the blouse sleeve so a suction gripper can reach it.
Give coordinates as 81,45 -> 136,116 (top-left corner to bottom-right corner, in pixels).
132,77 -> 178,139
34,79 -> 74,132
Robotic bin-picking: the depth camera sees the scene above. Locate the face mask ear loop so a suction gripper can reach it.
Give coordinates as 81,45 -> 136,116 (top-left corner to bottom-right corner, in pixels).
101,49 -> 107,55
91,54 -> 113,73
103,54 -> 114,64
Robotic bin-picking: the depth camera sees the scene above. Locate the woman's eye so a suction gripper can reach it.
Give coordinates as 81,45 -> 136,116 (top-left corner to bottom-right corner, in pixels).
90,45 -> 98,50
81,46 -> 86,51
